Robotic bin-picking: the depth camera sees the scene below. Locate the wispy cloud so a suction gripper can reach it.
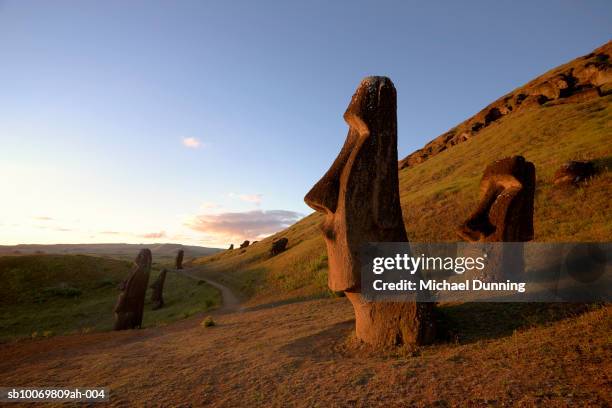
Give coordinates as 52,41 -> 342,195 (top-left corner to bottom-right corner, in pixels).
182,137 -> 202,149
185,209 -> 302,241
229,193 -> 263,205
33,216 -> 53,221
141,231 -> 167,239
100,231 -> 121,235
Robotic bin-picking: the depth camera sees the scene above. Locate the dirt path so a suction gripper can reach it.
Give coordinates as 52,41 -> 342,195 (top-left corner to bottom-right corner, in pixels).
175,268 -> 241,313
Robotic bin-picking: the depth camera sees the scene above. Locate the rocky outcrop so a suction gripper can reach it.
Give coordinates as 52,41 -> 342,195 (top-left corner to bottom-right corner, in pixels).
399,41 -> 612,170
553,160 -> 598,186
150,268 -> 167,310
304,76 -> 435,348
114,249 -> 152,330
270,238 -> 288,256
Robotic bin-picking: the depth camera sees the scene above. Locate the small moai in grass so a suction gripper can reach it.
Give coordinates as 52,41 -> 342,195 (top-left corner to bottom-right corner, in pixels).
228,244 -> 234,250
150,268 -> 167,310
114,249 -> 152,330
304,76 -> 435,348
239,240 -> 250,249
175,249 -> 184,270
457,155 -> 535,281
270,237 -> 288,256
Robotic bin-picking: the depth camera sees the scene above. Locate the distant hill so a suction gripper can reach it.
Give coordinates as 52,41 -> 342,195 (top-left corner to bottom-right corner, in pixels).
0,243 -> 222,263
191,40 -> 611,305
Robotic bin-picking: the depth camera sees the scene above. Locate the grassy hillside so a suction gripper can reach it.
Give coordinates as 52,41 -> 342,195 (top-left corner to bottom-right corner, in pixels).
0,254 -> 221,342
192,90 -> 610,306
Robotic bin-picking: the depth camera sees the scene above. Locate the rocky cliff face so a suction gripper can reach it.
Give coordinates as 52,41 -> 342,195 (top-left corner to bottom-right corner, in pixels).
399,41 -> 612,170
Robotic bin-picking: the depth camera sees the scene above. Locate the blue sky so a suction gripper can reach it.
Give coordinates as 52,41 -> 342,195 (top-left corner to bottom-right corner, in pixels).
1,0 -> 610,246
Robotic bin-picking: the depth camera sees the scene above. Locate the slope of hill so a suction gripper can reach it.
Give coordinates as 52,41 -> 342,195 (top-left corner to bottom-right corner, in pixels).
399,40 -> 611,169
0,243 -> 222,263
191,42 -> 611,305
0,254 -> 220,341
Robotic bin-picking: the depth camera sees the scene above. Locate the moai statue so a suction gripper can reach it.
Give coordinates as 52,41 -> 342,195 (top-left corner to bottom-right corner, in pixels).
228,244 -> 234,250
114,249 -> 152,330
457,156 -> 535,281
270,237 -> 288,256
175,249 -> 184,270
239,240 -> 250,249
150,268 -> 167,310
304,76 -> 435,348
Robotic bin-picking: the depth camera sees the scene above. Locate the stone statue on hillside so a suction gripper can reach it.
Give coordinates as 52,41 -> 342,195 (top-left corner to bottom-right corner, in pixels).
552,160 -> 598,186
240,240 -> 250,249
114,249 -> 152,330
175,249 -> 184,270
270,237 -> 288,256
304,76 -> 435,348
150,268 -> 167,310
228,244 -> 234,250
457,156 -> 535,281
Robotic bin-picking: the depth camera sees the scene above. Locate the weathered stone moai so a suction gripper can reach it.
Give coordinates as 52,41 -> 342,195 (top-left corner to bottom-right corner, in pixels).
114,249 -> 152,330
150,268 -> 167,310
457,156 -> 535,281
304,76 -> 435,348
270,237 -> 288,256
239,240 -> 250,249
228,244 -> 234,250
175,249 -> 184,270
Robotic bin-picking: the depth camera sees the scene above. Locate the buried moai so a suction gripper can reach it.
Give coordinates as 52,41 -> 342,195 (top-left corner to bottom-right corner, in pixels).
228,244 -> 234,250
304,76 -> 435,348
150,268 -> 168,310
270,237 -> 288,256
240,240 -> 250,249
175,249 -> 184,270
114,249 -> 152,330
457,156 -> 536,281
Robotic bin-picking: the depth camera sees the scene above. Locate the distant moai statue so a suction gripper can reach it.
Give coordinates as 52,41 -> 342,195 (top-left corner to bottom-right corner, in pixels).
114,249 -> 152,330
457,156 -> 535,281
228,244 -> 234,250
150,268 -> 167,310
304,76 -> 435,348
239,240 -> 250,249
175,249 -> 184,270
270,237 -> 288,256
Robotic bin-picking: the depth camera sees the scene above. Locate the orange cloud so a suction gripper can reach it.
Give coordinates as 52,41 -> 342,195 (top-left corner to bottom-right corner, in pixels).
141,231 -> 167,239
185,210 -> 302,241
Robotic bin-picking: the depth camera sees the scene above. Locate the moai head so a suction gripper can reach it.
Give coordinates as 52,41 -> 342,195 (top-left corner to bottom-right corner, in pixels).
304,76 -> 408,292
136,248 -> 153,271
175,249 -> 184,269
457,156 -> 535,242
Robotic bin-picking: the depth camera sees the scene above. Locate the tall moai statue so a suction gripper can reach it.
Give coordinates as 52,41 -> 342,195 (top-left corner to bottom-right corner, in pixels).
150,268 -> 167,310
304,76 -> 435,348
114,249 -> 152,330
175,249 -> 184,270
457,156 -> 535,281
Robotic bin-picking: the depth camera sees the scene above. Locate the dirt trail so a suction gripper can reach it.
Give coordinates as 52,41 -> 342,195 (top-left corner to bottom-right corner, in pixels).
175,267 -> 241,313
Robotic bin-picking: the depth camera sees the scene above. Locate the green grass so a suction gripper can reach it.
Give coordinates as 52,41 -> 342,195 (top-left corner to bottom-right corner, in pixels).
0,254 -> 221,342
192,94 -> 611,304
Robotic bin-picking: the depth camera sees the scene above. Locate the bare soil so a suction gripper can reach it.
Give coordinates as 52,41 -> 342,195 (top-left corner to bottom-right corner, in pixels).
1,278 -> 610,407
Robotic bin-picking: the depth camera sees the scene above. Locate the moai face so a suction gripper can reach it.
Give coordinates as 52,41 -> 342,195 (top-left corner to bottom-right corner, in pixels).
457,156 -> 535,242
304,77 -> 408,292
